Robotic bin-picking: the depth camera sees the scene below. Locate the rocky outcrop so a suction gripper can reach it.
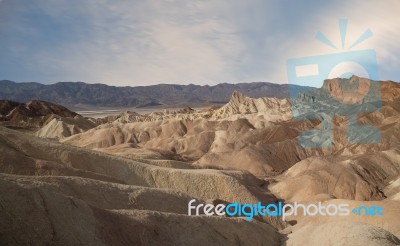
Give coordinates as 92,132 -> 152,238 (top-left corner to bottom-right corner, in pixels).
0,100 -> 77,128
212,91 -> 291,118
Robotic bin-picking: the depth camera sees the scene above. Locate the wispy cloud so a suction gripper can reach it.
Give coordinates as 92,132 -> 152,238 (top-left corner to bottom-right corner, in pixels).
0,0 -> 399,85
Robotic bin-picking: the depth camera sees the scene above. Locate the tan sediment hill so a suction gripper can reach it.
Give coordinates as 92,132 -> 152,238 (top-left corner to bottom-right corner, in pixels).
267,79 -> 400,203
0,173 -> 281,246
212,91 -> 291,119
63,117 -> 310,174
281,198 -> 400,242
385,177 -> 400,200
0,126 -> 279,205
62,79 -> 400,178
1,125 -> 400,245
95,108 -> 210,126
269,150 -> 400,202
36,115 -> 97,139
0,125 -> 288,245
2,77 -> 400,245
93,92 -> 290,125
286,221 -> 400,246
62,92 -> 297,174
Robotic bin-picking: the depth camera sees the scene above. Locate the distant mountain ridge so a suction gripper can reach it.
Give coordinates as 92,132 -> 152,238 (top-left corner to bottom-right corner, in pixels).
0,80 -> 308,108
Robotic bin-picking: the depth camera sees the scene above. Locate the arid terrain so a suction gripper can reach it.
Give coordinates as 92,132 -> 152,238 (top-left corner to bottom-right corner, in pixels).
1,76 -> 400,245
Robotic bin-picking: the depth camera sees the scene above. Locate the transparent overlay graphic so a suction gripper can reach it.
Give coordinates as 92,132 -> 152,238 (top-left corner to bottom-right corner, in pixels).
287,19 -> 382,148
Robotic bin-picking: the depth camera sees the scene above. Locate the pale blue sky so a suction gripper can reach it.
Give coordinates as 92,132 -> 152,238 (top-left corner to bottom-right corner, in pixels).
0,0 -> 399,86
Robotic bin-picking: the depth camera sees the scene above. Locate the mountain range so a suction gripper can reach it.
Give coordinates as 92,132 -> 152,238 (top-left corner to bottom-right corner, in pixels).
0,80 -> 308,108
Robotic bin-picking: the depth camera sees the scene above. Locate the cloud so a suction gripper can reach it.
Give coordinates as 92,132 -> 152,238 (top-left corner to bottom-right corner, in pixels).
272,0 -> 400,83
0,0 -> 248,85
0,0 -> 399,86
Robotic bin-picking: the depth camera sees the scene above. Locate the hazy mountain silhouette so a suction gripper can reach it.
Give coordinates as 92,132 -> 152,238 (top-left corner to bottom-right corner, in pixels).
0,80 -> 309,108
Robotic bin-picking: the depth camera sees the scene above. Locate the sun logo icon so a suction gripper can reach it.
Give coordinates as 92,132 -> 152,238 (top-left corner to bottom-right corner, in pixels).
286,19 -> 382,148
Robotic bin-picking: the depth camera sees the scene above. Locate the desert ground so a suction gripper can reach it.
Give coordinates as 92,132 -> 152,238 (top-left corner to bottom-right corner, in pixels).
1,76 -> 400,245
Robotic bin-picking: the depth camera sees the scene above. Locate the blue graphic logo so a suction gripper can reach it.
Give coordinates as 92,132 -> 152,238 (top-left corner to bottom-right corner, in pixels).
188,199 -> 384,221
287,19 -> 382,148
351,205 -> 384,216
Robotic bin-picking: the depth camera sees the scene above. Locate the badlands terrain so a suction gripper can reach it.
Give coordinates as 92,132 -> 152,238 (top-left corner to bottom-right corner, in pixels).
1,76 -> 400,245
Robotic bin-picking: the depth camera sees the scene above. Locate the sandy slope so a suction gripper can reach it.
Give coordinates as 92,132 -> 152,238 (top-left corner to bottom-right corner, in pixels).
36,115 -> 97,139
0,174 -> 281,246
1,127 -> 280,205
286,221 -> 400,246
2,77 -> 400,245
0,126 -> 289,245
1,126 -> 400,245
61,89 -> 400,178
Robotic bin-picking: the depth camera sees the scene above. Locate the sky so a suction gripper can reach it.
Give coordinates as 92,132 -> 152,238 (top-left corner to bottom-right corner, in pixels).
0,0 -> 399,86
